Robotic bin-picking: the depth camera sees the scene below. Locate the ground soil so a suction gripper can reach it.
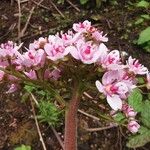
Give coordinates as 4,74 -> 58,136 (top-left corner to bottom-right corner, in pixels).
0,0 -> 150,150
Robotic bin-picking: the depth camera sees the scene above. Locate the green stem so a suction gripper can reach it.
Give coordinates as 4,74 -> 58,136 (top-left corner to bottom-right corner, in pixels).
0,67 -> 66,106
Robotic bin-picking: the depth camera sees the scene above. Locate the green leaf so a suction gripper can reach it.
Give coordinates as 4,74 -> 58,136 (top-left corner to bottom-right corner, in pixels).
24,85 -> 36,93
80,0 -> 89,5
141,14 -> 150,20
135,18 -> 144,25
141,100 -> 150,128
127,131 -> 150,148
136,0 -> 149,8
128,88 -> 143,112
38,101 -> 62,126
114,112 -> 125,122
14,145 -> 31,150
137,27 -> 150,45
139,126 -> 149,134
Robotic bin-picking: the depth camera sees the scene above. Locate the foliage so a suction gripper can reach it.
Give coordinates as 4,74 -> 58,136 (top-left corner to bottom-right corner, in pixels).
37,101 -> 62,126
128,88 -> 143,112
137,27 -> 150,52
79,0 -> 107,8
136,0 -> 149,8
127,89 -> 150,148
14,145 -> 31,150
127,127 -> 150,148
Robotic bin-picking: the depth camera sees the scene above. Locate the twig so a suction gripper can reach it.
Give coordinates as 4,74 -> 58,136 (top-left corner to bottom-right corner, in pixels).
84,124 -> 117,132
51,126 -> 65,150
31,0 -> 50,11
66,0 -> 80,12
49,0 -> 65,18
21,0 -> 44,37
78,109 -> 100,121
83,92 -> 93,99
30,98 -> 47,150
30,93 -> 38,105
21,6 -> 35,37
17,0 -> 21,44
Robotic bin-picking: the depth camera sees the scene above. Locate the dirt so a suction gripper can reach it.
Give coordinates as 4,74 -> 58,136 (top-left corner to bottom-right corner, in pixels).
0,0 -> 150,150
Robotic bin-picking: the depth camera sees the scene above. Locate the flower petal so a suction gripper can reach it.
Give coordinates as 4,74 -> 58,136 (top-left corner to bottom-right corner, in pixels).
107,95 -> 122,110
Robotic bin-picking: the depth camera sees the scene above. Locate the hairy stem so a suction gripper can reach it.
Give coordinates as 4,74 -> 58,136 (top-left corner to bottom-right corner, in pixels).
64,82 -> 80,150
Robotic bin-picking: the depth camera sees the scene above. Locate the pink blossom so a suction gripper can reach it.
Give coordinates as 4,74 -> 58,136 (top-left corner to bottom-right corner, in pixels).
17,49 -> 46,69
122,103 -> 137,118
126,56 -> 148,75
49,69 -> 61,80
44,69 -> 61,80
6,84 -> 19,93
44,35 -> 70,61
128,120 -> 140,133
92,31 -> 108,42
98,46 -> 123,70
0,41 -> 22,58
96,71 -> 129,110
24,70 -> 37,80
73,20 -> 91,32
29,37 -> 47,50
70,41 -> 103,64
57,31 -> 74,46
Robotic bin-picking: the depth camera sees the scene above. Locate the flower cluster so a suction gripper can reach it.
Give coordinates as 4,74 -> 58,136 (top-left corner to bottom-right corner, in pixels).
0,20 -> 149,133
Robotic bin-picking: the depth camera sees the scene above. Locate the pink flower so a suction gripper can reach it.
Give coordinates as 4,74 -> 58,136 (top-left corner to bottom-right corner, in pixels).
96,71 -> 129,110
70,41 -> 103,64
126,56 -> 148,75
49,69 -> 61,80
57,31 -> 74,46
122,103 -> 137,118
6,84 -> 19,93
29,37 -> 47,50
92,31 -> 108,42
24,70 -> 37,80
44,35 -> 70,61
98,45 -> 124,70
44,69 -> 61,80
17,49 -> 46,69
128,120 -> 140,133
73,20 -> 91,32
73,20 -> 108,43
0,41 -> 22,58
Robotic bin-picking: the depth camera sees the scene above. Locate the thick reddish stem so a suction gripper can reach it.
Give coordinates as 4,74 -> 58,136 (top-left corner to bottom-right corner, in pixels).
64,86 -> 80,150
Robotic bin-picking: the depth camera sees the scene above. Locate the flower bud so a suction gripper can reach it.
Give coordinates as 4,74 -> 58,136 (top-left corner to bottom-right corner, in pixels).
127,120 -> 140,133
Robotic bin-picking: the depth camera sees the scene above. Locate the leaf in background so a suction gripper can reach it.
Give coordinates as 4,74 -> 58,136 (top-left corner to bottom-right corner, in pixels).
80,0 -> 89,5
128,88 -> 143,112
137,27 -> 150,45
127,131 -> 150,148
141,14 -> 150,20
24,85 -> 36,93
14,145 -> 31,150
141,100 -> 150,128
135,18 -> 144,25
136,0 -> 149,8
